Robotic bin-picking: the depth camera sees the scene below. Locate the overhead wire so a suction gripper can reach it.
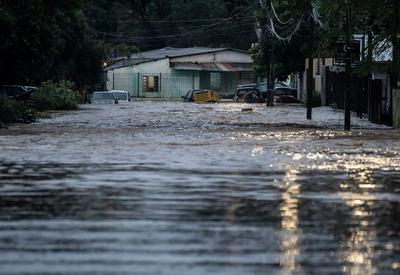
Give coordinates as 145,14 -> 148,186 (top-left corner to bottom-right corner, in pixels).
98,17 -> 256,37
268,13 -> 305,42
265,1 -> 327,42
99,19 -> 255,40
98,7 -> 255,42
270,0 -> 293,26
310,1 -> 324,28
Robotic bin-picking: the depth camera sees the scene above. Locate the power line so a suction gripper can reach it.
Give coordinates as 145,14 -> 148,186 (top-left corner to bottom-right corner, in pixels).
137,17 -> 247,23
136,6 -> 253,23
98,14 -> 256,42
99,17 -> 256,36
104,22 -> 255,42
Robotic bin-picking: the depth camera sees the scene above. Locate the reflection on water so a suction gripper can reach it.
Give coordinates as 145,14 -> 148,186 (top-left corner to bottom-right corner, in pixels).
280,169 -> 300,274
0,103 -> 399,275
341,170 -> 377,275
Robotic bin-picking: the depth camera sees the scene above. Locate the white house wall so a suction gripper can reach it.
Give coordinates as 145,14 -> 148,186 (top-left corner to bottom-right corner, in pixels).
106,50 -> 253,99
170,50 -> 252,63
131,59 -> 171,73
107,59 -> 172,96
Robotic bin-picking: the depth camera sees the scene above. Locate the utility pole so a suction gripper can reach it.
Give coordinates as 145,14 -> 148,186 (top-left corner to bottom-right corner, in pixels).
393,0 -> 400,128
344,0 -> 352,131
255,0 -> 274,106
367,22 -> 373,122
264,0 -> 274,107
306,14 -> 314,120
265,39 -> 274,107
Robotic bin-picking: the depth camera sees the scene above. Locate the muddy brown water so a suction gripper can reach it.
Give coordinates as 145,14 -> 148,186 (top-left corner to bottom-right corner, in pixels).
0,102 -> 399,274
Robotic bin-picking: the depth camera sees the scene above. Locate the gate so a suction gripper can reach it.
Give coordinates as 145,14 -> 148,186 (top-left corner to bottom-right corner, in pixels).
325,67 -> 392,126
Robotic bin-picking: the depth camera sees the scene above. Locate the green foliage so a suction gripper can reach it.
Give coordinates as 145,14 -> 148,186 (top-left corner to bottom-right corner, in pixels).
0,0 -> 105,89
114,44 -> 140,59
319,0 -> 393,74
32,81 -> 81,111
274,36 -> 308,80
85,0 -> 255,52
250,43 -> 267,78
0,97 -> 29,124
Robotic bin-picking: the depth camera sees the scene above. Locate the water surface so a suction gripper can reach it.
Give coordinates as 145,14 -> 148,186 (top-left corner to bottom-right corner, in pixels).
0,103 -> 399,274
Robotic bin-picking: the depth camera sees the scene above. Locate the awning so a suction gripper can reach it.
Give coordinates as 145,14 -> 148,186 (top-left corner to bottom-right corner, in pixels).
171,62 -> 253,72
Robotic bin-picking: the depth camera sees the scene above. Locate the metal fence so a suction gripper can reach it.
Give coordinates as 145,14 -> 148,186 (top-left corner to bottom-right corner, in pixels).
325,67 -> 392,125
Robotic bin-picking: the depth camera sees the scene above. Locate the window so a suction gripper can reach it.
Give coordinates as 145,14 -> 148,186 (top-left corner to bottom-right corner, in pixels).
210,72 -> 221,90
143,75 -> 159,93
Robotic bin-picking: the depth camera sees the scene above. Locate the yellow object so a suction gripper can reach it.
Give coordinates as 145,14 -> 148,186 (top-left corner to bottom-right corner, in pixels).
194,90 -> 220,103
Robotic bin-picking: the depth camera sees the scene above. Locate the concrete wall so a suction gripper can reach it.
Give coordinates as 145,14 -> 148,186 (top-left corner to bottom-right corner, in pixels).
303,58 -> 334,105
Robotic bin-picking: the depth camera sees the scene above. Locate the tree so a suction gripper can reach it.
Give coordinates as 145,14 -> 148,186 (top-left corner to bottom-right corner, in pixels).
0,0 -> 105,90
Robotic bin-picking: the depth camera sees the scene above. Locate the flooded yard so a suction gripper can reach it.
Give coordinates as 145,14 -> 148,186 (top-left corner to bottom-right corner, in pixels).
0,102 -> 399,274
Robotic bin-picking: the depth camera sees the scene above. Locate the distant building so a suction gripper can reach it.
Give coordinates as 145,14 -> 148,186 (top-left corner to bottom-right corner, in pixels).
104,47 -> 255,99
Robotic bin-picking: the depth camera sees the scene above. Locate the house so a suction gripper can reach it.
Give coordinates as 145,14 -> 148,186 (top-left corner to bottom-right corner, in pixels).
105,47 -> 255,99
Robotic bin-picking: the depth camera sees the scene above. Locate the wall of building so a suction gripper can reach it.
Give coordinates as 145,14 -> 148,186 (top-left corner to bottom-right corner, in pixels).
302,58 -> 334,104
107,69 -> 201,99
106,51 -> 254,99
106,59 -> 172,97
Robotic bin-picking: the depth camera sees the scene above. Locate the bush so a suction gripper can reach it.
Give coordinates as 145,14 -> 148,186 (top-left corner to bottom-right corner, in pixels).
32,81 -> 80,111
0,97 -> 31,124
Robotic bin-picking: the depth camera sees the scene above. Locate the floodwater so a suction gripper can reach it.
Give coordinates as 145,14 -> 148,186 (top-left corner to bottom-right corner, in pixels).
0,102 -> 399,275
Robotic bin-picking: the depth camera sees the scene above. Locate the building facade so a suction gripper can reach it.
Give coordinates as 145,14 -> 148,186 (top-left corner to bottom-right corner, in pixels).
105,47 -> 255,99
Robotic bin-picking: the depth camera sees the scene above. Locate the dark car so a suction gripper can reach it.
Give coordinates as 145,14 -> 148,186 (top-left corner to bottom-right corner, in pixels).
0,85 -> 36,101
274,86 -> 301,103
90,91 -> 119,104
233,87 -> 265,103
0,85 -> 36,123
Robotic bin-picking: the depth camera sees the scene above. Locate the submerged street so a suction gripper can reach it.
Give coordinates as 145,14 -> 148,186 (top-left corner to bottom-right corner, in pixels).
0,102 -> 399,274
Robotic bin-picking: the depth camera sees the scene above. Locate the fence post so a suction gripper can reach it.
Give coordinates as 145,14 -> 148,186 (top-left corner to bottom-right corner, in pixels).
137,72 -> 140,98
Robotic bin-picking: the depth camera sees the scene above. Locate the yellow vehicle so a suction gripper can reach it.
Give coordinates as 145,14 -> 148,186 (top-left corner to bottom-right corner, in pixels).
193,89 -> 220,103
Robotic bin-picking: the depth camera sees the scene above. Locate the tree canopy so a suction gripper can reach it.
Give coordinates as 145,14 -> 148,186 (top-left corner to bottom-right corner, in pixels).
0,0 -> 105,88
0,0 -> 396,87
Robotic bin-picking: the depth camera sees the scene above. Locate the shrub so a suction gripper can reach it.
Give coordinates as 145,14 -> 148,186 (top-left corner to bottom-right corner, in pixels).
0,97 -> 30,124
32,81 -> 81,111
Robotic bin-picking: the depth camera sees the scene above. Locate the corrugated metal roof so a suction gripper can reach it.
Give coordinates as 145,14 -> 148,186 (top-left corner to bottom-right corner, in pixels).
105,47 -> 251,71
130,47 -> 237,59
171,62 -> 253,72
105,58 -> 156,71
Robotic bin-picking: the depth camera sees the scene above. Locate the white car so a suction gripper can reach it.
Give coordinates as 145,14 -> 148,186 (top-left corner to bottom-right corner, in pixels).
90,91 -> 118,104
110,90 -> 130,103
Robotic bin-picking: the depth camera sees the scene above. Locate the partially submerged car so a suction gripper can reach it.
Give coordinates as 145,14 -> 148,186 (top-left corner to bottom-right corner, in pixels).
182,89 -> 220,103
274,86 -> 300,103
0,85 -> 36,101
233,87 -> 265,103
0,85 -> 36,123
233,82 -> 300,103
109,90 -> 130,103
90,91 -> 118,104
